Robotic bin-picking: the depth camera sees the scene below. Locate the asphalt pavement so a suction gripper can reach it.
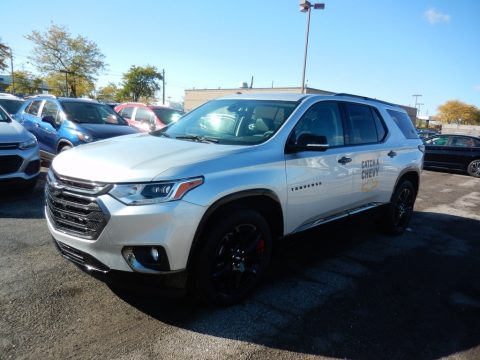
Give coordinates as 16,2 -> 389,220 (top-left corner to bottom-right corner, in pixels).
1,169 -> 480,360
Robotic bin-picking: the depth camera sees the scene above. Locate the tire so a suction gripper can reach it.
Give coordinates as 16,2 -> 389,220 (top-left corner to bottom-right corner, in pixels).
60,145 -> 72,153
191,209 -> 272,306
381,180 -> 416,236
467,159 -> 480,178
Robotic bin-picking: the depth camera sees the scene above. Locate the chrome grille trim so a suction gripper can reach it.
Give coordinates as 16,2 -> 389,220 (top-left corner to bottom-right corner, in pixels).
45,169 -> 110,240
53,239 -> 110,273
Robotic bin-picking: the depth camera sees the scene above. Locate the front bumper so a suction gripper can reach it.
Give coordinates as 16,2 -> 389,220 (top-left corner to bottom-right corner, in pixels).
46,193 -> 206,273
0,145 -> 40,182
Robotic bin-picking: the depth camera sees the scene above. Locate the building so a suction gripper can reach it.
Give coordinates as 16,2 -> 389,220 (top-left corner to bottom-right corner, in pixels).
0,75 -> 12,92
0,74 -> 50,94
184,86 -> 417,124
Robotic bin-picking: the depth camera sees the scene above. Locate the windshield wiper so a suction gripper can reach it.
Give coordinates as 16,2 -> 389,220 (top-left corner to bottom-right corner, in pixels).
175,135 -> 218,144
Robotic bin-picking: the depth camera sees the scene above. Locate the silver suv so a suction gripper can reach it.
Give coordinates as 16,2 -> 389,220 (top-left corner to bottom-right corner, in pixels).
45,93 -> 424,305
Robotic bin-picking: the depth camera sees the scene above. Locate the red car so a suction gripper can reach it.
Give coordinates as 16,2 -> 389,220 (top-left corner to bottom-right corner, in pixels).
114,103 -> 184,132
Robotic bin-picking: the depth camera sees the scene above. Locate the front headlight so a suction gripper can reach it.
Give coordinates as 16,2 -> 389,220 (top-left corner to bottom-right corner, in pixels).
19,136 -> 37,150
109,177 -> 203,205
72,130 -> 93,143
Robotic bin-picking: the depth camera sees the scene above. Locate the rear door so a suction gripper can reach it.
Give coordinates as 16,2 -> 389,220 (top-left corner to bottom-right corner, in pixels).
342,102 -> 396,206
132,107 -> 155,131
424,135 -> 451,168
18,100 -> 43,140
443,136 -> 478,170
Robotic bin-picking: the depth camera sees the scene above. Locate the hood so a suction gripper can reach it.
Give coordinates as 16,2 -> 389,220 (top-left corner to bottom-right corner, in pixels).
74,123 -> 138,139
52,133 -> 247,183
0,120 -> 32,143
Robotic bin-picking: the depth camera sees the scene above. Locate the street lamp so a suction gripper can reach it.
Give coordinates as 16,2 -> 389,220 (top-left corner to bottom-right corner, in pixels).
300,0 -> 325,94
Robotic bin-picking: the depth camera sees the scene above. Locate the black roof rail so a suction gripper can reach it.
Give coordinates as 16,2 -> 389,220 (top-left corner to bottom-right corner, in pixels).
334,93 -> 400,108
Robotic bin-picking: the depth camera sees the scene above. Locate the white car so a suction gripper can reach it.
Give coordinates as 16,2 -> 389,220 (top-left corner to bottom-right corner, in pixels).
0,105 -> 40,189
45,93 -> 424,305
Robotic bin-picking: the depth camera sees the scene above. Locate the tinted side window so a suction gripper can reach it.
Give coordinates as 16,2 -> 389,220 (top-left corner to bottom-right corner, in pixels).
121,107 -> 133,118
0,99 -> 23,114
450,137 -> 475,147
41,101 -> 60,122
135,108 -> 154,123
344,103 -> 379,145
425,136 -> 448,146
292,102 -> 344,146
372,108 -> 387,141
26,100 -> 42,116
387,109 -> 418,139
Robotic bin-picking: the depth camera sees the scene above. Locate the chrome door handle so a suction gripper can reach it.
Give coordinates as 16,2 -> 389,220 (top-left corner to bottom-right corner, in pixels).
338,156 -> 352,165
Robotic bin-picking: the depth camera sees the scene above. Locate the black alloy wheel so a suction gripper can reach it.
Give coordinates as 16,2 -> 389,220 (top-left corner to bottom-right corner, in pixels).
192,209 -> 272,306
382,180 -> 416,235
467,159 -> 480,178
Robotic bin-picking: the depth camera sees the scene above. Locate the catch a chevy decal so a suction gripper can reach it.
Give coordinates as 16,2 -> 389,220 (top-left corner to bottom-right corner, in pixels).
361,158 -> 380,192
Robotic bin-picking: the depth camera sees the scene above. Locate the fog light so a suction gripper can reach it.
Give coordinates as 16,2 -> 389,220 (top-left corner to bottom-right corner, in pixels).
150,247 -> 159,261
121,246 -> 170,273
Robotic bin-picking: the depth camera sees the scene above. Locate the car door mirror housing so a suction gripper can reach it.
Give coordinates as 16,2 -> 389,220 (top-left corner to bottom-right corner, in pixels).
287,133 -> 329,153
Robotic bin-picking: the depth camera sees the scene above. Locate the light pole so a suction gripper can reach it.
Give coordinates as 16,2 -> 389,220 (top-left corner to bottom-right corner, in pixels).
300,0 -> 325,94
162,68 -> 165,105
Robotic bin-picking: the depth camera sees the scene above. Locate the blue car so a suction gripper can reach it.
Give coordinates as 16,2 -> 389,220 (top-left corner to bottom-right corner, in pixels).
14,95 -> 138,162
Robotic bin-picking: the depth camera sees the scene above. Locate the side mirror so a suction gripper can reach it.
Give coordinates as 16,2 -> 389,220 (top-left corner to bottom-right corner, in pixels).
42,115 -> 57,129
287,133 -> 329,153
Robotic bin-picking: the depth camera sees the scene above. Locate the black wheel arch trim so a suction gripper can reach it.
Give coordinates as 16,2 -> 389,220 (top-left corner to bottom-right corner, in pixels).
56,139 -> 74,153
186,189 -> 282,269
391,167 -> 421,200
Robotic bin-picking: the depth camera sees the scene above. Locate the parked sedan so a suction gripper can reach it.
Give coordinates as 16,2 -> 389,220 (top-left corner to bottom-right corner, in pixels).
424,134 -> 480,177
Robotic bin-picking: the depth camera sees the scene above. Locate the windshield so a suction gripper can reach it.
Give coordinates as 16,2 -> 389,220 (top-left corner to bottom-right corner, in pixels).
61,101 -> 128,125
0,99 -> 23,114
159,99 -> 298,145
152,108 -> 184,125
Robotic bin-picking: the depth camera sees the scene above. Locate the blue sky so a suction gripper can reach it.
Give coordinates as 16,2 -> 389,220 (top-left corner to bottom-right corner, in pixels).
0,0 -> 478,115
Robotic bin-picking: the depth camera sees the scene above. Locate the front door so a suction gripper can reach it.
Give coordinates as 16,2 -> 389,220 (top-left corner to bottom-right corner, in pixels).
285,101 -> 353,233
38,100 -> 60,155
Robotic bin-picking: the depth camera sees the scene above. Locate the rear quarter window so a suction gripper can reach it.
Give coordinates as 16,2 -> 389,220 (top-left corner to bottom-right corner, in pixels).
343,103 -> 386,144
26,100 -> 42,116
387,109 -> 418,139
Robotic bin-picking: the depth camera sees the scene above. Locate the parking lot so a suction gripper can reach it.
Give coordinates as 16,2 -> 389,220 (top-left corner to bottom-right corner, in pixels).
1,169 -> 480,360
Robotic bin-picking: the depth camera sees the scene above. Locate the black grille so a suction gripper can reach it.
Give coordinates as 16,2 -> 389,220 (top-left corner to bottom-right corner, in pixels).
45,170 -> 111,240
0,155 -> 22,175
25,159 -> 40,175
53,239 -> 110,272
